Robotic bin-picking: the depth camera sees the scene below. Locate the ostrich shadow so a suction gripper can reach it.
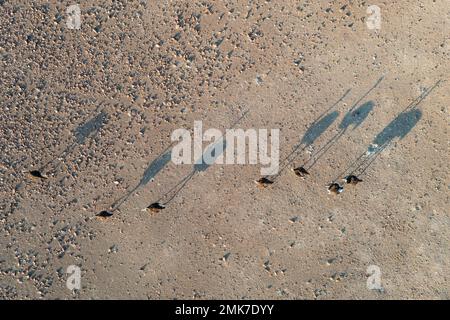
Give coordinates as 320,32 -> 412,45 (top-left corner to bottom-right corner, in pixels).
269,89 -> 352,179
347,108 -> 422,178
147,110 -> 249,209
30,110 -> 108,178
154,138 -> 227,207
333,79 -> 442,184
278,76 -> 384,179
302,100 -> 375,171
109,146 -> 173,211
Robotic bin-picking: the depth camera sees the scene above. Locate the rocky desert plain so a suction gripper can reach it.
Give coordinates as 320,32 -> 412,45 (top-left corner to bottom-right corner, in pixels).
0,0 -> 449,299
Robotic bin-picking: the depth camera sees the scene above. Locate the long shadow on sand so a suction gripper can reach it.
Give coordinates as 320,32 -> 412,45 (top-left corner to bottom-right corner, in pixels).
264,75 -> 384,184
331,80 -> 442,189
107,145 -> 174,212
145,111 -> 249,212
263,88 -> 351,182
28,108 -> 108,179
299,100 -> 375,172
295,76 -> 385,175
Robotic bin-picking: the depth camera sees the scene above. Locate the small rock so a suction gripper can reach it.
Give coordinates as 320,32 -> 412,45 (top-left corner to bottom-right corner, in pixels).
289,216 -> 300,223
109,245 -> 118,253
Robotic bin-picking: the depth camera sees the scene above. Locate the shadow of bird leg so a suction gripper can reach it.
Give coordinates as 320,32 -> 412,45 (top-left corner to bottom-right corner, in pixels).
329,151 -> 367,185
262,143 -> 308,182
353,143 -> 389,178
304,130 -> 344,171
282,143 -> 308,170
47,142 -> 78,174
162,172 -> 195,206
109,184 -> 141,212
27,141 -> 77,180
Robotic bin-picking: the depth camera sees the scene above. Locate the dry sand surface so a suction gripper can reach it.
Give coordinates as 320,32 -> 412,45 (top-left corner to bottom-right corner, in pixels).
0,1 -> 449,299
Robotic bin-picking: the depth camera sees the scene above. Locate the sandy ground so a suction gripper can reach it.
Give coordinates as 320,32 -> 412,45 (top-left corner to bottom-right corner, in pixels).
0,1 -> 449,299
